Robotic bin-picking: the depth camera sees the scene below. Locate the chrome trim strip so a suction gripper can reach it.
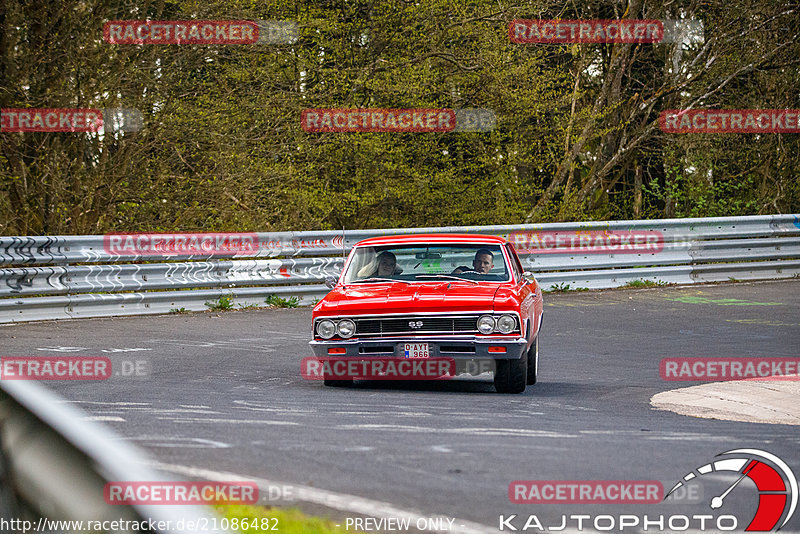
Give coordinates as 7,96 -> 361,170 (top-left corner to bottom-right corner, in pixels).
314,311 -> 500,324
359,329 -> 481,336
317,310 -> 495,319
355,314 -> 487,320
314,312 -> 522,339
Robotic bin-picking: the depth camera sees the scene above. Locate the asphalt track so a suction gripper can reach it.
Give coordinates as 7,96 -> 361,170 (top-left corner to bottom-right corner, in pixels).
2,280 -> 799,533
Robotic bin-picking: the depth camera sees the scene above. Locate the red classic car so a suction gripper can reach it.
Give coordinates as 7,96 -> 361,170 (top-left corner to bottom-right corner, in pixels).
309,234 -> 544,393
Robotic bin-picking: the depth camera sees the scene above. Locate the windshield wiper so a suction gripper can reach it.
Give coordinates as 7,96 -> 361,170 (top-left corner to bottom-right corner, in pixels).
415,274 -> 479,284
350,277 -> 409,284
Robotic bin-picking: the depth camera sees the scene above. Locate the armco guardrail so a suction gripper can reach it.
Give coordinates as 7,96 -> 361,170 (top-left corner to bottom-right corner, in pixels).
0,380 -> 228,533
1,214 -> 799,323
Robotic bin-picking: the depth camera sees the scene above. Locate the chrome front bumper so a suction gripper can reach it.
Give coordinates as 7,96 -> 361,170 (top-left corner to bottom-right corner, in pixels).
309,336 -> 527,359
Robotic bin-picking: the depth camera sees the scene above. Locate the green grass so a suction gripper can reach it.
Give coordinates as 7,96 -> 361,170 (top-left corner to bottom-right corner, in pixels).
624,279 -> 668,288
205,294 -> 235,311
545,283 -> 590,293
216,504 -> 359,534
170,307 -> 189,314
546,282 -> 572,292
265,294 -> 300,308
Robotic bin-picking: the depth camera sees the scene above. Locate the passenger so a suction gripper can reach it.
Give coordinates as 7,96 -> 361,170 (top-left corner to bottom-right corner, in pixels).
453,248 -> 494,275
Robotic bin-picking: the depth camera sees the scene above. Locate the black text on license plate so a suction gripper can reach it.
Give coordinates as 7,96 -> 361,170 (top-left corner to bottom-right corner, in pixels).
403,342 -> 429,358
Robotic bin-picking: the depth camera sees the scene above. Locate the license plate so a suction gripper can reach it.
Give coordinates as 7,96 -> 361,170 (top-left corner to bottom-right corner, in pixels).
403,342 -> 430,359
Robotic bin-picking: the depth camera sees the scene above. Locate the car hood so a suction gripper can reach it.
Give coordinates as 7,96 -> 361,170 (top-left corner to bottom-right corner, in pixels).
317,282 -> 502,315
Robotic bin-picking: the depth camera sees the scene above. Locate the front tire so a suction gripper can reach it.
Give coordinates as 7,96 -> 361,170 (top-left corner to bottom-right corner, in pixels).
526,336 -> 539,385
494,349 -> 527,394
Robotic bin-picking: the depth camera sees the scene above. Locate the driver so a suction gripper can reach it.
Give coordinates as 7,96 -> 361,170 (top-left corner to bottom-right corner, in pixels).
453,248 -> 494,275
369,251 -> 401,278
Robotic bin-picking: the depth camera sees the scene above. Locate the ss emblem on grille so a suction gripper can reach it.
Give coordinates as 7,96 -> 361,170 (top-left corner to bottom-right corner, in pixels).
408,321 -> 423,329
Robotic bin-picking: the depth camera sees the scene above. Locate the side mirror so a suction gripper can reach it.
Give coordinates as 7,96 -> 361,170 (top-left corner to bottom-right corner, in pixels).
522,271 -> 536,282
325,276 -> 338,289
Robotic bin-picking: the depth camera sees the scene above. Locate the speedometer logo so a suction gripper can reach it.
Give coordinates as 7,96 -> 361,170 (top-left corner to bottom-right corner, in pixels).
666,449 -> 798,531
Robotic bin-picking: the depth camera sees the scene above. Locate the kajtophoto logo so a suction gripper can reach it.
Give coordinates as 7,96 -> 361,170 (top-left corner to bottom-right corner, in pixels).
666,449 -> 797,532
501,449 -> 797,531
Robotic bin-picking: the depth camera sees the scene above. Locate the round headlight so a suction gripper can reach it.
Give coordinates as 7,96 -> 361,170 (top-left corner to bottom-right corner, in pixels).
317,319 -> 336,339
477,315 -> 496,334
497,314 -> 516,334
337,319 -> 356,338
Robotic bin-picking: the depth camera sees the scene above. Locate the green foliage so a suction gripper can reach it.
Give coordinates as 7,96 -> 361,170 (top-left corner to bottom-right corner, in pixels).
624,280 -> 668,288
205,294 -> 235,311
1,0 -> 797,236
546,283 -> 572,292
544,283 -> 590,292
265,294 -> 300,308
643,166 -> 763,219
170,307 -> 189,314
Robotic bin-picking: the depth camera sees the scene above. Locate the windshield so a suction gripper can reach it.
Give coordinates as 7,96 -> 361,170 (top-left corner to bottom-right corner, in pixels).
342,244 -> 510,284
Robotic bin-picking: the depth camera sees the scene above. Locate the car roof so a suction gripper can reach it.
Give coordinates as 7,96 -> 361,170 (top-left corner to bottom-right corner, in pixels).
354,233 -> 508,247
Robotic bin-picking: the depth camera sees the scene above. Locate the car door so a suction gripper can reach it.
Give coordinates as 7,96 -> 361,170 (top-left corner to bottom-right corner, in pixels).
505,243 -> 540,340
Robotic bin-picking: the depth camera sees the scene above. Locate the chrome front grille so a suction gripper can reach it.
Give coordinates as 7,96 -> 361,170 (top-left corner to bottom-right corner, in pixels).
354,315 -> 483,337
